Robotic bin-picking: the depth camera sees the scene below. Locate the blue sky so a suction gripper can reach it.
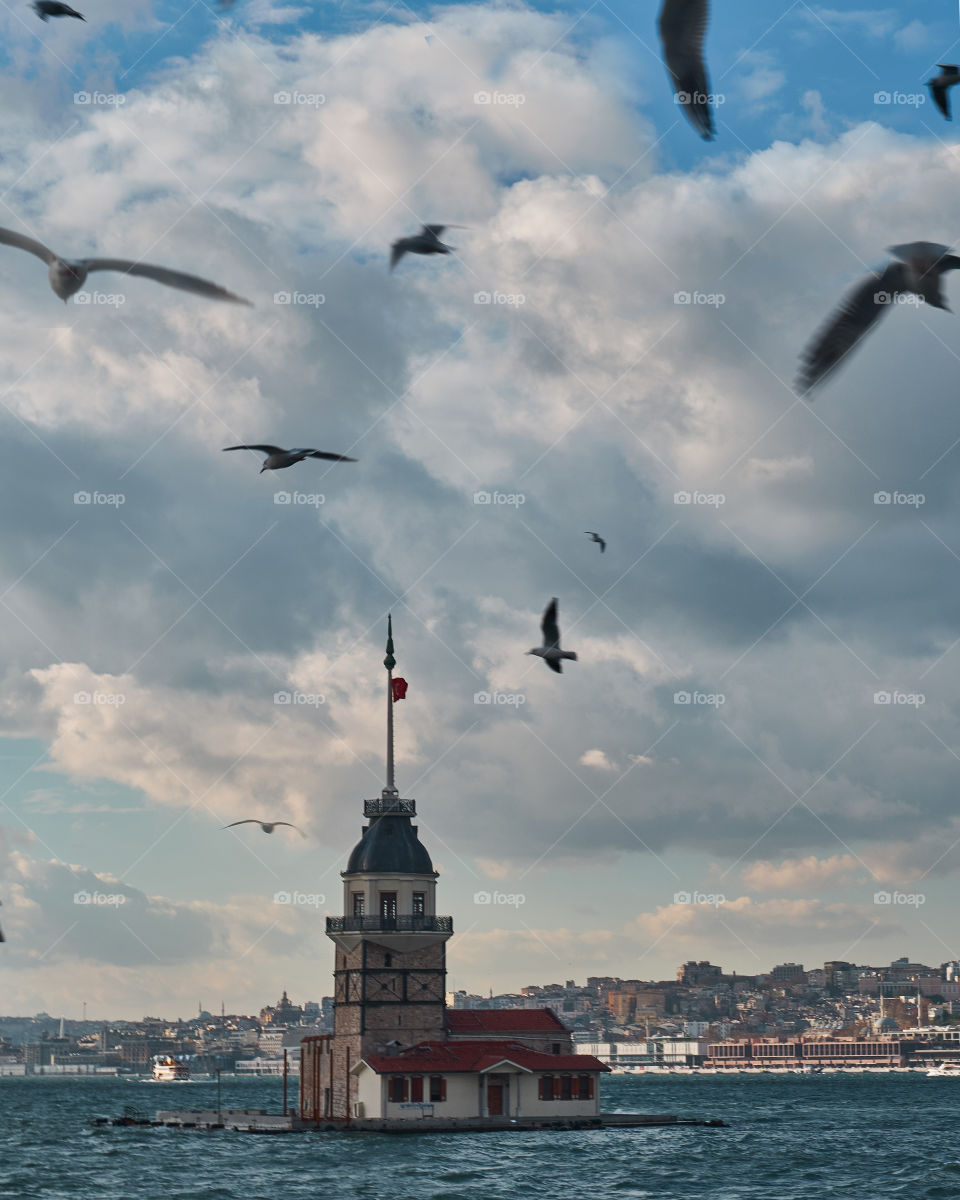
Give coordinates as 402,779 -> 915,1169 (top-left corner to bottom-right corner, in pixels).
2,2 -> 960,1018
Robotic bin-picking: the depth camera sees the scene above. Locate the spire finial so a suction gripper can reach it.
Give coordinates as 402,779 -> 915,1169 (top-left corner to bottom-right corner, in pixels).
384,614 -> 397,795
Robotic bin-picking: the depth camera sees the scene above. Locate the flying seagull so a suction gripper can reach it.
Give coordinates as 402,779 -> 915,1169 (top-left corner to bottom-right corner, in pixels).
928,65 -> 960,120
222,444 -> 357,472
0,226 -> 251,305
658,0 -> 714,141
797,242 -> 960,395
527,597 -> 578,674
224,819 -> 305,837
390,225 -> 460,270
585,531 -> 606,553
33,0 -> 84,19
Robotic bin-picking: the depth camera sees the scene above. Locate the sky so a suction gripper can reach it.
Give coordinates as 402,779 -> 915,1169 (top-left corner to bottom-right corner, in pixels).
2,0 -> 960,1020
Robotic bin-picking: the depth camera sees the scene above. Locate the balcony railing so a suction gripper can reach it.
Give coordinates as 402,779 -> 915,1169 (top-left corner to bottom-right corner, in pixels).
363,798 -> 416,817
326,915 -> 453,934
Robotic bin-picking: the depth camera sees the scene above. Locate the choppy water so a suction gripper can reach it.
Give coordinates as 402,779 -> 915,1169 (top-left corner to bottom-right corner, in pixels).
2,1073 -> 959,1199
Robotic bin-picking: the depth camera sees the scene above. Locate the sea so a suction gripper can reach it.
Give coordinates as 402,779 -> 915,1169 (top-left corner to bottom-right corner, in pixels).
1,1073 -> 959,1199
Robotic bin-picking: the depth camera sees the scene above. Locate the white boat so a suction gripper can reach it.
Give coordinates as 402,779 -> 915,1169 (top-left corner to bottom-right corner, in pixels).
926,1063 -> 960,1077
152,1055 -> 190,1082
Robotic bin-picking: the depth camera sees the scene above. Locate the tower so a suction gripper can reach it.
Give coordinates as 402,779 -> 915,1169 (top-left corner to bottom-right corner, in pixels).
305,616 -> 453,1120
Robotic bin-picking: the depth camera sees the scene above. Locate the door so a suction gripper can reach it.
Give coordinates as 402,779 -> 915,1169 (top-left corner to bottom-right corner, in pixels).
487,1083 -> 504,1116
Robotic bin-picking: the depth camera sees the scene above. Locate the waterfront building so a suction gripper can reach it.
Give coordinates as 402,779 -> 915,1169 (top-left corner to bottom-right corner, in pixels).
299,619 -> 607,1123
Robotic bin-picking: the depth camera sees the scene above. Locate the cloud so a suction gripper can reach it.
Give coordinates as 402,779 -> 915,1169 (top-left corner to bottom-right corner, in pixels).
579,748 -> 617,771
741,853 -> 865,892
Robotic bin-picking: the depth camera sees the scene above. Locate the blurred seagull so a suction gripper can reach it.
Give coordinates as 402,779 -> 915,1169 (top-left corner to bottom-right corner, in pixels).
222,444 -> 357,472
527,597 -> 578,674
0,226 -> 251,304
928,65 -> 960,119
658,0 -> 714,141
33,0 -> 84,19
224,819 -> 305,837
390,225 -> 460,270
585,531 -> 606,553
797,242 -> 960,395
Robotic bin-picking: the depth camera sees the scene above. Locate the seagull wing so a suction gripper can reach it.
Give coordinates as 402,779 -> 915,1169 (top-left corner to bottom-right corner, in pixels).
273,822 -> 307,838
80,259 -> 251,305
0,226 -> 57,265
930,81 -> 951,119
541,597 -> 561,648
658,0 -> 714,141
421,225 -> 447,238
796,261 -> 907,396
222,445 -> 285,455
224,819 -> 260,828
295,449 -> 358,462
545,657 -> 563,673
390,242 -> 407,270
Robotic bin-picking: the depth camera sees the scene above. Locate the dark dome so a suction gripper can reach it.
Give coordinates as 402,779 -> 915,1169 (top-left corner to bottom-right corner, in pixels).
345,816 -> 435,875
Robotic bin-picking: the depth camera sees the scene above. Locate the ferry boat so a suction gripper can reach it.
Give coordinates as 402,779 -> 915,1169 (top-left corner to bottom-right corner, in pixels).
926,1062 -> 960,1077
152,1055 -> 190,1082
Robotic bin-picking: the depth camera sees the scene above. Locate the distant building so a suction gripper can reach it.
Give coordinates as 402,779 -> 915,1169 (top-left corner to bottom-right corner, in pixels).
677,961 -> 724,986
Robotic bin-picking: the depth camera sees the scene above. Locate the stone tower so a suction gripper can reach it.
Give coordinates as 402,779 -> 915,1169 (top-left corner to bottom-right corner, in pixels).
300,616 -> 453,1121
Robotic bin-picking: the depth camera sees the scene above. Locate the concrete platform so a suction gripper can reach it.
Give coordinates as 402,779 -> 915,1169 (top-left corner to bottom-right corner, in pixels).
147,1109 -> 725,1133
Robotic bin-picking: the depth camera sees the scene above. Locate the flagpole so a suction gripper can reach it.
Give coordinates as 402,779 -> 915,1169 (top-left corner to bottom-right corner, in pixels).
384,614 -> 396,797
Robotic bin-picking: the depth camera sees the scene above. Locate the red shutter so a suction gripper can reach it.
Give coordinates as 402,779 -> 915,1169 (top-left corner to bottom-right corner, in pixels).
570,1076 -> 580,1099
402,1078 -> 409,1102
538,1076 -> 548,1101
553,1076 -> 562,1099
411,1076 -> 423,1102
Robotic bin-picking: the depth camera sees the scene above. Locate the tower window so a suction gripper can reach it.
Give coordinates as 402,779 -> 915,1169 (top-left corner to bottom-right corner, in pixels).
352,893 -> 365,917
412,892 -> 425,915
380,893 -> 397,922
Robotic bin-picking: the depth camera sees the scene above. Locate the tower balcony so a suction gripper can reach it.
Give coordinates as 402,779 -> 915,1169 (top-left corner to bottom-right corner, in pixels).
364,798 -> 416,817
326,914 -> 453,934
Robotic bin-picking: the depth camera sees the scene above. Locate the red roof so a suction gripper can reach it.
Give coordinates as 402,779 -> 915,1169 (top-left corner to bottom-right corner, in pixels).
446,1008 -> 567,1034
358,1039 -> 609,1075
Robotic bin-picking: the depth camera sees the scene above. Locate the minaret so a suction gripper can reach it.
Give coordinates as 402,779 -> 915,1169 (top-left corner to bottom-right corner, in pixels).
315,616 -> 453,1120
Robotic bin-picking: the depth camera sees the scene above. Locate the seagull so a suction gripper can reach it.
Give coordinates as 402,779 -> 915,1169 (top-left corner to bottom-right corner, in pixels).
0,226 -> 251,305
224,820 -> 305,837
390,225 -> 460,270
222,444 -> 357,473
658,0 -> 714,141
928,65 -> 960,120
585,532 -> 606,553
33,0 -> 84,19
527,597 -> 578,674
797,242 -> 960,395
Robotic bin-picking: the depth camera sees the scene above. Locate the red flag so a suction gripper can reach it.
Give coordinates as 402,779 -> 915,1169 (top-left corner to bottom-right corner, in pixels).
392,677 -> 408,702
